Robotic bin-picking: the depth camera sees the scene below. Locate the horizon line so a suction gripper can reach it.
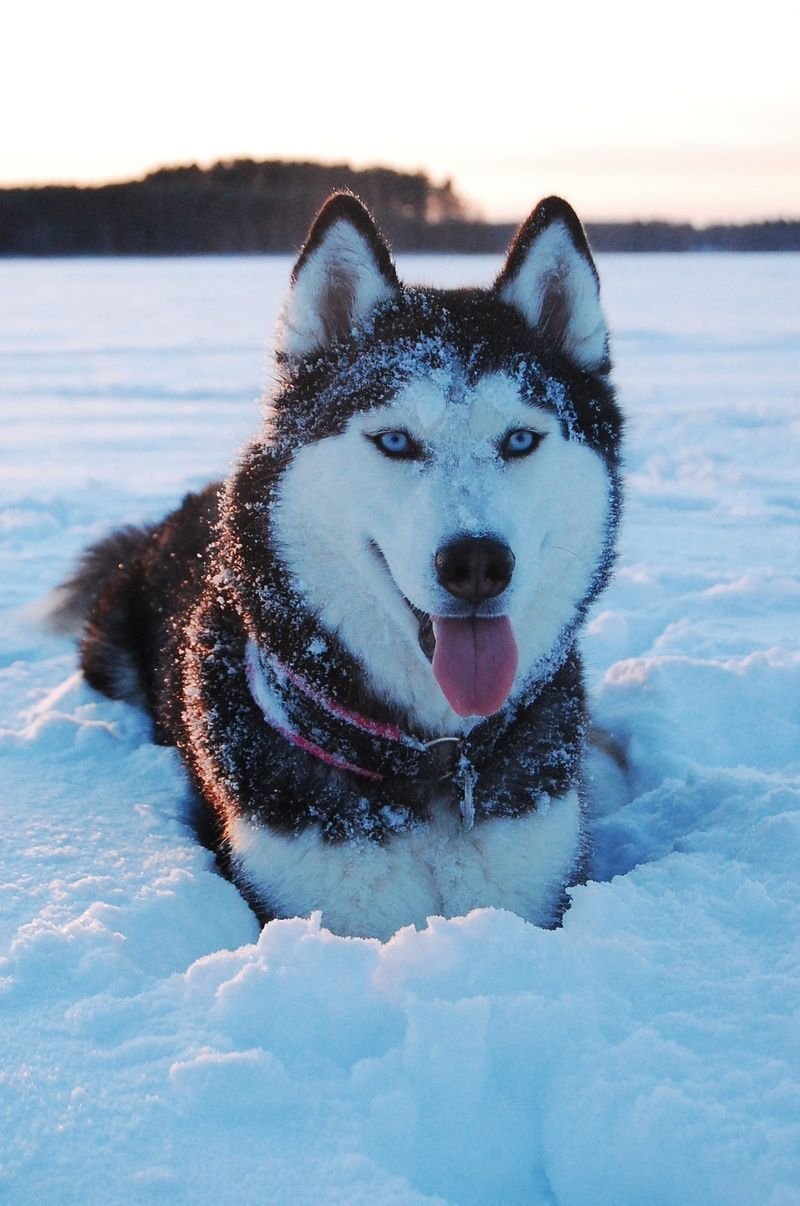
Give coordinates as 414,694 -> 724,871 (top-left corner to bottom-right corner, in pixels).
2,157 -> 798,229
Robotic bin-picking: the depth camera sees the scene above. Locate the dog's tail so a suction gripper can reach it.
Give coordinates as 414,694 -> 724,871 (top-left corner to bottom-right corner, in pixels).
46,526 -> 151,635
45,525 -> 154,704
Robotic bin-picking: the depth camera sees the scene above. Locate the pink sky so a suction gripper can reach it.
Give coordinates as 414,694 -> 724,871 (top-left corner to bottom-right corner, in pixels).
3,0 -> 797,224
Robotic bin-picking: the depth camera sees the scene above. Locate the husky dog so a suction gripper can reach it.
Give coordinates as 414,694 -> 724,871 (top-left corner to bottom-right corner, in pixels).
57,193 -> 623,940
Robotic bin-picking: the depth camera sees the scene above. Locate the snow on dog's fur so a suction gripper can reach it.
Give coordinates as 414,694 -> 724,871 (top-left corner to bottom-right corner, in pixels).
56,193 -> 623,940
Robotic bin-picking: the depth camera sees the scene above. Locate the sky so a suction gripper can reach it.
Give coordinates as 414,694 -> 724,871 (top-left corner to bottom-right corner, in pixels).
2,0 -> 798,224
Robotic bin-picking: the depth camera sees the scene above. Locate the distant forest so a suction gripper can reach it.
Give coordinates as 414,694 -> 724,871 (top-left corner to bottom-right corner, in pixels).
1,159 -> 798,255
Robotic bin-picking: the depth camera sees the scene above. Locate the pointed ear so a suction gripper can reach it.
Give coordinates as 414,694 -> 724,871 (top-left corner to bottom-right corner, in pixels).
495,197 -> 609,373
277,193 -> 400,358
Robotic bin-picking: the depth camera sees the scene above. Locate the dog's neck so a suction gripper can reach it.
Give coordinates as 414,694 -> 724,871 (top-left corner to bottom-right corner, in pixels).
243,638 -> 484,822
240,626 -> 587,833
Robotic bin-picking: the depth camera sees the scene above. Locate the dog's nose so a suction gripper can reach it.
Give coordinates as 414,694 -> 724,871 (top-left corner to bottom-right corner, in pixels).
435,537 -> 515,603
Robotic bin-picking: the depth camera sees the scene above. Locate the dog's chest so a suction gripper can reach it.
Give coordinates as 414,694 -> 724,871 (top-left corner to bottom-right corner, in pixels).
228,788 -> 582,940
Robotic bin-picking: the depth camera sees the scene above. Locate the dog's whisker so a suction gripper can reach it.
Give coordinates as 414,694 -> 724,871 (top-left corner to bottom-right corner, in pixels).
545,542 -> 591,567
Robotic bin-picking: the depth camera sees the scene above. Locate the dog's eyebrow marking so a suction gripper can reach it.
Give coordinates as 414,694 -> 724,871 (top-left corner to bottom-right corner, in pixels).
469,372 -> 524,416
413,382 -> 447,431
381,378 -> 450,434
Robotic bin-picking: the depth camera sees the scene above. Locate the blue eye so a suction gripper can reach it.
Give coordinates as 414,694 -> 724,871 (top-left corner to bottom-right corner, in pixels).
379,431 -> 409,455
501,428 -> 544,459
369,430 -> 421,459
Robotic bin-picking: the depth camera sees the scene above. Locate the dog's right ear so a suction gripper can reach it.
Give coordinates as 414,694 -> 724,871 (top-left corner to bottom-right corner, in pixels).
277,194 -> 400,359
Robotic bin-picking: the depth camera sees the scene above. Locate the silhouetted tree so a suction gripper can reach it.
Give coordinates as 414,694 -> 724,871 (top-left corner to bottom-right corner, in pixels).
0,161 -> 797,254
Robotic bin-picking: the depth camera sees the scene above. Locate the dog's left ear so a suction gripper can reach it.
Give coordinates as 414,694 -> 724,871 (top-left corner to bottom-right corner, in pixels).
495,197 -> 609,373
277,193 -> 400,358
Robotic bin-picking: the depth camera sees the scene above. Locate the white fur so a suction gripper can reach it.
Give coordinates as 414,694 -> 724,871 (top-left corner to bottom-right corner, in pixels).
228,788 -> 582,940
277,220 -> 396,358
271,371 -> 611,733
499,220 -> 608,371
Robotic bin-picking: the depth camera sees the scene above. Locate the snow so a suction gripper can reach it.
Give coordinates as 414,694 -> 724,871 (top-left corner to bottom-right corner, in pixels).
1,252 -> 799,1204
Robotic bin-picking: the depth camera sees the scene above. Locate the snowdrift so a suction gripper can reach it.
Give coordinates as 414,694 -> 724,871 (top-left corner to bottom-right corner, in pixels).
1,253 -> 798,1204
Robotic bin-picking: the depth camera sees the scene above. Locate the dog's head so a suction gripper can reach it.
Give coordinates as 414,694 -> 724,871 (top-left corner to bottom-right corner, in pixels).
253,194 -> 622,729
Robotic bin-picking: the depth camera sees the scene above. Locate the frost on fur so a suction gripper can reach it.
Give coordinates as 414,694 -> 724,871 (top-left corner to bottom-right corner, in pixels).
495,196 -> 610,373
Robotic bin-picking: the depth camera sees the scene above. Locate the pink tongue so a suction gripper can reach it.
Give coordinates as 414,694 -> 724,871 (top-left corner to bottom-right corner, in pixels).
431,616 -> 519,717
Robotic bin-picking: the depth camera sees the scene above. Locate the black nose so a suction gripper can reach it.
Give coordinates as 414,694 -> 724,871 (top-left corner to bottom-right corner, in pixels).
435,537 -> 515,603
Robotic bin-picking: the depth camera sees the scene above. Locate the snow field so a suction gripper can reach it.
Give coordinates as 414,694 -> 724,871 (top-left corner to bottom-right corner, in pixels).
1,253 -> 798,1204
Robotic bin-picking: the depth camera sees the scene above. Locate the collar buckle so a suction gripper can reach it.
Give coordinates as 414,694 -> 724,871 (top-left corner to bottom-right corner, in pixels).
421,735 -> 463,781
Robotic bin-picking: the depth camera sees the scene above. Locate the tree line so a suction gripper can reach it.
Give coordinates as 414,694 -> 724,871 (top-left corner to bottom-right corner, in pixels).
1,159 -> 797,255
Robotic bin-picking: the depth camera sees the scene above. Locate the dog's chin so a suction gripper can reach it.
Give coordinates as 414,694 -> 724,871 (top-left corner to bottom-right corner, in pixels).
368,542 -> 519,718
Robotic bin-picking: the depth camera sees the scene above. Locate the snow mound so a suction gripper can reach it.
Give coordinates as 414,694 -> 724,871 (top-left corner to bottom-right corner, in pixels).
1,253 -> 799,1203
